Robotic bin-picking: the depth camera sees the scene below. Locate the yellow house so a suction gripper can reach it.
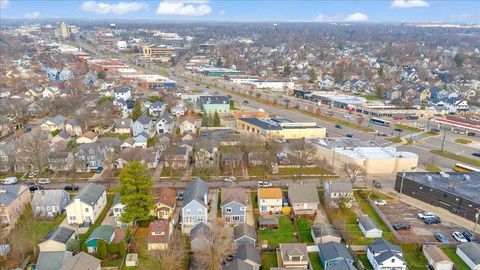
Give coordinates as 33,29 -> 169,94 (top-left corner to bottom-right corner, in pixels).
258,188 -> 283,214
151,187 -> 177,220
237,117 -> 326,140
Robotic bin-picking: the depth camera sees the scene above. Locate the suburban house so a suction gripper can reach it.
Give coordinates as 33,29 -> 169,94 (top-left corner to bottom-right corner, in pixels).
194,145 -> 218,169
156,113 -> 175,134
434,97 -> 469,114
76,131 -> 99,144
116,147 -> 160,169
114,86 -> 132,101
190,222 -> 212,252
227,242 -> 261,270
318,242 -> 355,270
422,245 -> 453,270
51,131 -> 71,144
220,187 -> 247,224
85,225 -> 115,253
164,146 -> 190,169
65,119 -> 83,137
0,143 -> 15,172
456,242 -> 480,270
114,118 -> 132,134
32,190 -> 70,217
367,238 -> 406,270
134,132 -> 149,148
0,185 -> 31,231
233,223 -> 257,246
132,116 -> 155,137
75,141 -> 119,172
358,216 -> 383,238
278,243 -> 310,269
149,101 -> 165,116
121,138 -> 135,150
171,103 -> 187,117
288,183 -> 320,216
311,223 -> 342,245
147,220 -> 172,251
112,194 -> 126,227
181,178 -> 209,232
36,251 -> 73,270
152,187 -> 177,220
48,152 -> 75,171
258,188 -> 283,214
65,183 -> 107,225
41,115 -> 66,132
59,252 -> 101,270
179,118 -> 196,134
324,180 -> 354,208
38,227 -> 75,252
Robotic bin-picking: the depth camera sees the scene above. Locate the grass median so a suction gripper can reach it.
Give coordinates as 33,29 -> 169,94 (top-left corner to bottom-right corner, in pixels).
454,138 -> 472,144
395,124 -> 423,133
431,150 -> 480,167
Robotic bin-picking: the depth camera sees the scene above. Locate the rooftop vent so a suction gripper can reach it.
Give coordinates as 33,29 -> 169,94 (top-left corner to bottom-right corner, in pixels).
426,175 -> 433,182
439,171 -> 449,178
463,175 -> 470,181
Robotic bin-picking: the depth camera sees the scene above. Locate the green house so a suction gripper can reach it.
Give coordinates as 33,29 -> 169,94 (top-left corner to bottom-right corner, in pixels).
86,225 -> 115,253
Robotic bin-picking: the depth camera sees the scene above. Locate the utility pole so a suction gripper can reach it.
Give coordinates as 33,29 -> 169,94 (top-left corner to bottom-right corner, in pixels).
440,129 -> 447,152
474,208 -> 480,234
398,173 -> 406,199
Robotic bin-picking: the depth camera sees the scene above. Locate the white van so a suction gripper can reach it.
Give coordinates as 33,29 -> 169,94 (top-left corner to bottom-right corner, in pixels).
2,177 -> 18,185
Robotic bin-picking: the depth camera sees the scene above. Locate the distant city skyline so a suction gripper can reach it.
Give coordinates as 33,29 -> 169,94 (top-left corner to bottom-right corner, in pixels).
0,0 -> 479,23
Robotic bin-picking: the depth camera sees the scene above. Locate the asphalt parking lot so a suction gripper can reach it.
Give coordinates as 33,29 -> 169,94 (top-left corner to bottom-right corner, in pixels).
377,200 -> 478,243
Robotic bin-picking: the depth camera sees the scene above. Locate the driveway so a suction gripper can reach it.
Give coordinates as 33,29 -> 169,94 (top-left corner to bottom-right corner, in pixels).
245,189 -> 255,226
208,189 -> 219,223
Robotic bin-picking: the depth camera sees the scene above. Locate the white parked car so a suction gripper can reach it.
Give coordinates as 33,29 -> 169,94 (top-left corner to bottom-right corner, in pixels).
343,114 -> 352,119
224,176 -> 236,182
38,178 -> 51,185
2,177 -> 17,185
257,181 -> 273,188
28,170 -> 39,178
452,231 -> 468,243
374,200 -> 388,206
417,212 -> 435,219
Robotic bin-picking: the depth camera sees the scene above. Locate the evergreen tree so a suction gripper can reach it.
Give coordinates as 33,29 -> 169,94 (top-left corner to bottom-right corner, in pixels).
282,65 -> 292,77
207,113 -> 214,127
308,68 -> 317,83
66,239 -> 80,255
453,53 -> 464,67
119,161 -> 154,224
378,65 -> 384,78
213,111 -> 221,127
131,101 -> 142,121
229,100 -> 234,110
97,70 -> 106,79
96,240 -> 108,259
201,113 -> 208,127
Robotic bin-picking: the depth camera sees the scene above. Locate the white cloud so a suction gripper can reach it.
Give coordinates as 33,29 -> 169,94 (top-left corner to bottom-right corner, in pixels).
314,14 -> 325,21
24,11 -> 40,19
81,1 -> 148,15
391,0 -> 430,8
0,0 -> 10,9
156,0 -> 211,16
344,12 -> 369,22
451,14 -> 472,20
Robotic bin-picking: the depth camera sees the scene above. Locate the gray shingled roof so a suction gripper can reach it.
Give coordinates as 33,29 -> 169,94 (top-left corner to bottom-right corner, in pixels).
0,185 -> 27,207
44,227 -> 75,244
311,223 -> 340,238
221,187 -> 246,207
359,216 -> 379,231
374,250 -> 405,265
234,224 -> 257,242
235,242 -> 261,265
135,115 -> 152,125
60,252 -> 101,270
184,178 -> 208,207
368,238 -> 402,254
325,259 -> 357,270
327,181 -> 353,193
190,222 -> 212,241
70,183 -> 105,207
222,258 -> 254,270
457,242 -> 480,264
33,190 -> 69,208
36,251 -> 72,270
288,183 -> 320,204
318,242 -> 354,262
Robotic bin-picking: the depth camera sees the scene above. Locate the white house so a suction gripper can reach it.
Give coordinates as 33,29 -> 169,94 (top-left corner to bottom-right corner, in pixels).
38,227 -> 76,252
179,118 -> 196,134
423,245 -> 453,270
114,86 -> 132,101
324,180 -> 354,208
367,238 -> 407,270
149,101 -> 165,117
65,184 -> 107,225
156,113 -> 175,134
171,104 -> 186,117
358,216 -> 383,238
258,188 -> 283,214
456,242 -> 480,270
111,194 -> 126,227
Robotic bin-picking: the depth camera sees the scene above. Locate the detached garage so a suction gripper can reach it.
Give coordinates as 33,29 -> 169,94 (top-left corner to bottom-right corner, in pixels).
423,245 -> 453,270
358,216 -> 382,238
456,242 -> 480,270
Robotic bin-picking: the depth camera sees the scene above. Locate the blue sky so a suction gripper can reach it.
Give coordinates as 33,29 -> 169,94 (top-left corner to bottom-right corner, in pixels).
1,0 -> 479,23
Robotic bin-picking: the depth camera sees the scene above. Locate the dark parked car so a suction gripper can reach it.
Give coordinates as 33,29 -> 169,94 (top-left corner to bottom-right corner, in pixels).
393,223 -> 411,231
435,233 -> 449,243
177,191 -> 184,201
64,184 -> 79,191
335,124 -> 343,129
467,132 -> 476,136
243,100 -> 249,104
373,180 -> 382,188
430,128 -> 440,132
472,152 -> 480,157
195,83 -> 200,86
377,132 -> 388,137
394,128 -> 404,132
29,184 -> 44,191
293,104 -> 300,109
462,231 -> 476,242
424,217 -> 441,224
346,133 -> 354,138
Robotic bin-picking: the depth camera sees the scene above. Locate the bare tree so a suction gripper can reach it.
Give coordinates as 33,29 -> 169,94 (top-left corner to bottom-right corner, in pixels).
194,221 -> 236,270
151,231 -> 187,270
288,139 -> 317,180
343,162 -> 366,185
356,115 -> 365,125
16,129 -> 50,181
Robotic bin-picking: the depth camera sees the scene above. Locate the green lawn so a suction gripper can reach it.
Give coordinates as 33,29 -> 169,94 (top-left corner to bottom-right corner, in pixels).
441,248 -> 470,270
357,254 -> 373,270
295,218 -> 314,244
328,207 -> 377,245
387,136 -> 402,143
160,167 -> 183,178
248,166 -> 269,178
395,124 -> 423,133
368,191 -> 393,201
278,167 -> 334,176
35,214 -> 66,240
258,216 -> 297,248
309,252 -> 324,270
425,163 -> 441,172
261,252 -> 278,270
403,252 -> 429,269
431,150 -> 480,167
455,138 -> 472,144
101,132 -> 130,141
362,95 -> 381,101
78,193 -> 115,244
354,191 -> 396,243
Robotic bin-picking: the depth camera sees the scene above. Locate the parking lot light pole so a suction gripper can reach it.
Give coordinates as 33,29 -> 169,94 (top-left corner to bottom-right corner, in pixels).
474,208 -> 480,234
398,173 -> 406,199
440,129 -> 447,152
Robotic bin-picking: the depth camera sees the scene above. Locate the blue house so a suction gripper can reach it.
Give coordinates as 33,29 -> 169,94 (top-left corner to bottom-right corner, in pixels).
221,187 -> 247,224
181,178 -> 209,232
132,116 -> 154,137
318,242 -> 355,269
149,101 -> 165,116
134,132 -> 148,148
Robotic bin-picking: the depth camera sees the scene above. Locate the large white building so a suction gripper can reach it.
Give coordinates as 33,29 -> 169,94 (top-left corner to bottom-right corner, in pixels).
65,184 -> 107,225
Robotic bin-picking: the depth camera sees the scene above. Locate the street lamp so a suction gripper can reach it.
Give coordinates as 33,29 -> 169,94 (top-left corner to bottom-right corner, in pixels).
474,208 -> 480,234
426,117 -> 433,131
398,172 -> 406,199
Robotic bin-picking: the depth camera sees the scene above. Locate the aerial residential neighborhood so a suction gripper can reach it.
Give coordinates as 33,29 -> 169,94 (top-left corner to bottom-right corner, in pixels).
1,1 -> 480,270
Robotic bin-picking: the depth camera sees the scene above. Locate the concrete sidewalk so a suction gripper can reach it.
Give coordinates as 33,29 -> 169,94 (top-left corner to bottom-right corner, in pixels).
384,189 -> 478,234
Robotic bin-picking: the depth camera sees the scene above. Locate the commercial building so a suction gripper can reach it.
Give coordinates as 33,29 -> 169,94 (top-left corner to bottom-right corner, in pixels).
310,138 -> 418,174
394,172 -> 480,222
120,74 -> 176,89
196,66 -> 245,77
142,44 -> 176,61
237,117 -> 326,140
